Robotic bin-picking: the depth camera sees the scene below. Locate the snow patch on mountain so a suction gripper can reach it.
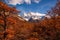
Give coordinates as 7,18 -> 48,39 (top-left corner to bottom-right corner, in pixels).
22,12 -> 46,21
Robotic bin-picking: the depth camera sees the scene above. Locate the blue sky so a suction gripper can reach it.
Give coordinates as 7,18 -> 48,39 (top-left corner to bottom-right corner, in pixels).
4,0 -> 57,16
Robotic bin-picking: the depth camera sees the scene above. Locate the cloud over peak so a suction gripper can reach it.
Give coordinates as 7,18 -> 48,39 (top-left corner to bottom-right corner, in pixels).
34,0 -> 41,3
24,0 -> 31,4
8,0 -> 24,5
5,0 -> 41,5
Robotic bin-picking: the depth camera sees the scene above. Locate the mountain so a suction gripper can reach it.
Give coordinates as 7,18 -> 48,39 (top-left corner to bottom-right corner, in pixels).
22,12 -> 46,22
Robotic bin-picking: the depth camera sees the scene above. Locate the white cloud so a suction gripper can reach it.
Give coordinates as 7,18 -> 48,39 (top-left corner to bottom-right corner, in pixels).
8,0 -> 24,5
34,0 -> 41,3
24,0 -> 31,4
5,0 -> 41,5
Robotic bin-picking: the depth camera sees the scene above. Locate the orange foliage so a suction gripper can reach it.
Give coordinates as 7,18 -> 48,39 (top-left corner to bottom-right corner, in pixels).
27,38 -> 39,40
0,20 -> 4,23
0,2 -> 20,12
7,18 -> 16,24
0,0 -> 60,40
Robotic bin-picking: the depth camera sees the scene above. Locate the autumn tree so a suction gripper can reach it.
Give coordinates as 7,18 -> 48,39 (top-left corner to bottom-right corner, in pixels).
0,2 -> 20,39
30,0 -> 60,40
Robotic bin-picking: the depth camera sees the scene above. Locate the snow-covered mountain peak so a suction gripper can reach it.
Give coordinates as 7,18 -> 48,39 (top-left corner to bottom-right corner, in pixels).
23,12 -> 46,21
